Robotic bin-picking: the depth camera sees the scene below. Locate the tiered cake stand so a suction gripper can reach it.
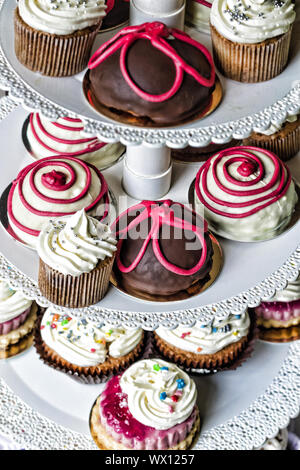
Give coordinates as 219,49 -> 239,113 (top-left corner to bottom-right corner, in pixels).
0,0 -> 299,450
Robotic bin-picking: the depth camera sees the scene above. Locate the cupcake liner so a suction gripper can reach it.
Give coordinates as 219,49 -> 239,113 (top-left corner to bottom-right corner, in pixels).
257,324 -> 300,343
255,299 -> 300,324
147,311 -> 258,374
14,8 -> 102,77
243,120 -> 300,162
210,24 -> 292,83
38,254 -> 116,308
0,303 -> 38,350
33,315 -> 146,384
0,306 -> 31,335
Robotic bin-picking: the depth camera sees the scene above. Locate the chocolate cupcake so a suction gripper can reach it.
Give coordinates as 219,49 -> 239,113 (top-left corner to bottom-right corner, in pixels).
25,113 -> 125,169
38,210 -> 117,308
101,0 -> 129,30
87,21 -> 216,126
0,280 -> 38,356
154,311 -> 251,370
111,200 -> 214,299
255,275 -> 300,342
210,0 -> 296,82
243,114 -> 300,162
14,0 -> 107,77
7,155 -> 110,248
34,308 -> 144,383
194,146 -> 298,242
90,359 -> 200,450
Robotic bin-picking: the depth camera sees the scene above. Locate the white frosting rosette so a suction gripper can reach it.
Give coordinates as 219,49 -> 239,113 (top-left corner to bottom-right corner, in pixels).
26,113 -> 125,170
211,0 -> 296,44
0,281 -> 32,324
18,0 -> 107,35
37,209 -> 117,276
270,275 -> 300,303
258,114 -> 299,136
40,308 -> 143,367
120,359 -> 197,430
156,312 -> 250,355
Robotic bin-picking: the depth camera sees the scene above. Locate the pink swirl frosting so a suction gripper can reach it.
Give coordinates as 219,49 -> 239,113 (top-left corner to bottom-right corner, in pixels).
99,375 -> 198,450
29,113 -> 106,158
8,156 -> 109,240
111,200 -> 208,276
195,146 -> 292,219
88,22 -> 215,103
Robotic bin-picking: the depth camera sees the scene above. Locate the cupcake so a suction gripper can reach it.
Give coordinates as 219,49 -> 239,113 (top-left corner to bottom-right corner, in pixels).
87,21 -> 216,126
101,0 -> 129,30
171,138 -> 241,163
14,0 -> 107,77
256,428 -> 288,451
210,0 -> 296,82
111,200 -> 214,299
25,113 -> 125,170
243,114 -> 300,162
38,209 -> 117,308
7,155 -> 110,248
0,280 -> 38,355
194,146 -> 298,242
34,308 -> 144,383
154,311 -> 251,371
90,359 -> 200,450
186,0 -> 213,34
255,275 -> 300,342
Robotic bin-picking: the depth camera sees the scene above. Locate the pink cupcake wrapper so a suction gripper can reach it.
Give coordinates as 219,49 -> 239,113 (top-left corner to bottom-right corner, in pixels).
0,307 -> 32,335
255,299 -> 300,322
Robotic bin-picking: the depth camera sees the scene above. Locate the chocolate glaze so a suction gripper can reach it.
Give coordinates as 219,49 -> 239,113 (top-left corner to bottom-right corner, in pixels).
89,36 -> 215,126
115,202 -> 213,296
102,0 -> 129,29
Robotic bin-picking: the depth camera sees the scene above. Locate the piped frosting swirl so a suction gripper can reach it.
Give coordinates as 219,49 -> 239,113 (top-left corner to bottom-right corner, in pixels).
0,281 -> 33,323
40,308 -> 143,367
18,0 -> 107,36
37,209 -> 117,276
26,113 -> 125,169
8,155 -> 109,248
211,0 -> 296,44
120,359 -> 197,430
195,146 -> 298,241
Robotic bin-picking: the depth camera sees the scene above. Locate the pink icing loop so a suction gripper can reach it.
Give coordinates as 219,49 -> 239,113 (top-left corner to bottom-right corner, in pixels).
193,0 -> 212,7
105,0 -> 129,15
88,22 -> 215,103
237,161 -> 258,177
195,146 -> 292,219
29,113 -> 106,157
112,200 -> 208,276
41,170 -> 67,189
7,155 -> 109,237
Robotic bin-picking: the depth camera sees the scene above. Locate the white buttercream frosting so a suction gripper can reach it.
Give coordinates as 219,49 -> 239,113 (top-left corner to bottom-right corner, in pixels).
26,113 -> 125,170
195,147 -> 298,242
120,359 -> 197,431
37,210 -> 117,276
186,0 -> 212,33
258,114 -> 298,136
40,308 -> 143,367
156,312 -> 250,354
0,281 -> 33,323
211,0 -> 296,44
256,428 -> 288,450
270,275 -> 300,302
18,0 -> 107,35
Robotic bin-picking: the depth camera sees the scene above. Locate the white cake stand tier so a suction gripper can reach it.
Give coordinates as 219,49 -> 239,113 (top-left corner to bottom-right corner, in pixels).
0,99 -> 299,329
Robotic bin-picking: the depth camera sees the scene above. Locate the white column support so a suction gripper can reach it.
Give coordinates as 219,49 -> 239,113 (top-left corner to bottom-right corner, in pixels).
130,0 -> 186,29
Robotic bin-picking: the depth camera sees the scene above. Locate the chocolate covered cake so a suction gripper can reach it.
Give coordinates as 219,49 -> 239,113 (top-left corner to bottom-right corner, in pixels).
111,200 -> 214,298
87,22 -> 216,126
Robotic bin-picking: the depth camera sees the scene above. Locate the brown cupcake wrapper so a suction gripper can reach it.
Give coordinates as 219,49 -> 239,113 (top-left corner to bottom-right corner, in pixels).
243,121 -> 300,162
210,24 -> 292,83
148,311 -> 258,374
38,254 -> 116,308
14,8 -> 101,77
33,315 -> 146,384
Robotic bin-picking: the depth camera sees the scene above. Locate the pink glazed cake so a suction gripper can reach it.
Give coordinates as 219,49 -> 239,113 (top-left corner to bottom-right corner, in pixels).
255,275 -> 300,342
90,359 -> 200,450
